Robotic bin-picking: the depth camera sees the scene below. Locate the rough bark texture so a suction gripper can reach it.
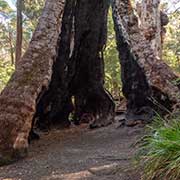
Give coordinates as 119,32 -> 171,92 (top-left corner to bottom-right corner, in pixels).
136,1 -> 169,51
33,0 -> 75,131
139,0 -> 162,59
0,0 -> 65,164
112,0 -> 154,125
31,0 -> 115,133
112,0 -> 180,117
71,0 -> 115,128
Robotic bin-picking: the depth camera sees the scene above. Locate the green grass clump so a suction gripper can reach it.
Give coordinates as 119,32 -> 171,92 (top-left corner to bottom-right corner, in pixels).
140,115 -> 180,180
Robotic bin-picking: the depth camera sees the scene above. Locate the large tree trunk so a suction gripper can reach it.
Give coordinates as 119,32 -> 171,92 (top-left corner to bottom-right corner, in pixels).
32,0 -> 115,132
71,0 -> 115,128
112,0 -> 180,125
33,0 -> 75,131
0,0 -> 65,165
112,0 -> 153,126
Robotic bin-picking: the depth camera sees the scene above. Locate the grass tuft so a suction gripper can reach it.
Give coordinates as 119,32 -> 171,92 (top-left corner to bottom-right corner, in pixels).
139,115 -> 180,180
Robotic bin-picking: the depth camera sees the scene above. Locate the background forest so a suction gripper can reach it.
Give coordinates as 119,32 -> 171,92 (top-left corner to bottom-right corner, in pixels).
0,0 -> 179,97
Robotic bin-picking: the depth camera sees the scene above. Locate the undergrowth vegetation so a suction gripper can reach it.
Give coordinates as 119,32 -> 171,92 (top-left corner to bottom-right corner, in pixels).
139,115 -> 180,180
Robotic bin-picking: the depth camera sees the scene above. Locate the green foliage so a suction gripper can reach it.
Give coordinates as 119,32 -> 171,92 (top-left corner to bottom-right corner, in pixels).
163,11 -> 180,73
104,9 -> 121,98
0,0 -> 13,13
23,0 -> 45,27
23,0 -> 44,18
0,60 -> 14,91
0,0 -> 16,80
0,0 -> 44,91
140,115 -> 180,180
173,77 -> 180,86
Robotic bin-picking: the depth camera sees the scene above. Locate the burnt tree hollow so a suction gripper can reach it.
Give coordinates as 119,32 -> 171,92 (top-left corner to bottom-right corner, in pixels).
30,0 -> 179,140
30,0 -> 115,140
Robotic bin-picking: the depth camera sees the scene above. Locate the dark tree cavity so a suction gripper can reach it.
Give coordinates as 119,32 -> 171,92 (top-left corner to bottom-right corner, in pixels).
29,0 -> 180,137
30,0 -> 115,138
34,0 -> 75,129
29,0 -> 75,140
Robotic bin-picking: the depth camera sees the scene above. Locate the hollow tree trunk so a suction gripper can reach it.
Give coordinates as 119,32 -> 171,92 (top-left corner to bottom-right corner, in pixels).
33,0 -> 75,131
71,0 -> 115,128
112,0 -> 180,124
32,0 -> 115,132
0,0 -> 65,165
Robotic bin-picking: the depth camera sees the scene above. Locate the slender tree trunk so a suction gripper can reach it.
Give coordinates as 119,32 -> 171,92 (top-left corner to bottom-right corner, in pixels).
0,0 -> 65,165
15,0 -> 23,68
8,30 -> 14,65
112,0 -> 180,124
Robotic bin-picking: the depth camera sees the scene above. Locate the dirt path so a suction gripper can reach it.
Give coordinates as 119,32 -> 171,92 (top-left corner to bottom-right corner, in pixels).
0,122 -> 144,180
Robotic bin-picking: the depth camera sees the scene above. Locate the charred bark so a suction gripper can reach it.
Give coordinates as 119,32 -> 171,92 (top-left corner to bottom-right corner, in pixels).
112,0 -> 180,125
30,0 -> 115,134
71,0 -> 115,128
112,1 -> 154,126
32,0 -> 75,132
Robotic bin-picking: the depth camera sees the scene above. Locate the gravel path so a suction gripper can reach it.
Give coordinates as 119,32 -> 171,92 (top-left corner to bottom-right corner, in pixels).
0,123 -> 144,180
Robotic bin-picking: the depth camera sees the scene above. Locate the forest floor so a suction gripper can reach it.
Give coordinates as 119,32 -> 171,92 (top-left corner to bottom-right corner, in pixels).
0,117 -> 145,180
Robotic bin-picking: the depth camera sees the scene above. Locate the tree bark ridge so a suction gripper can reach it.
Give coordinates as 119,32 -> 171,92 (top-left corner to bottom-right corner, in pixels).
0,0 -> 66,164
